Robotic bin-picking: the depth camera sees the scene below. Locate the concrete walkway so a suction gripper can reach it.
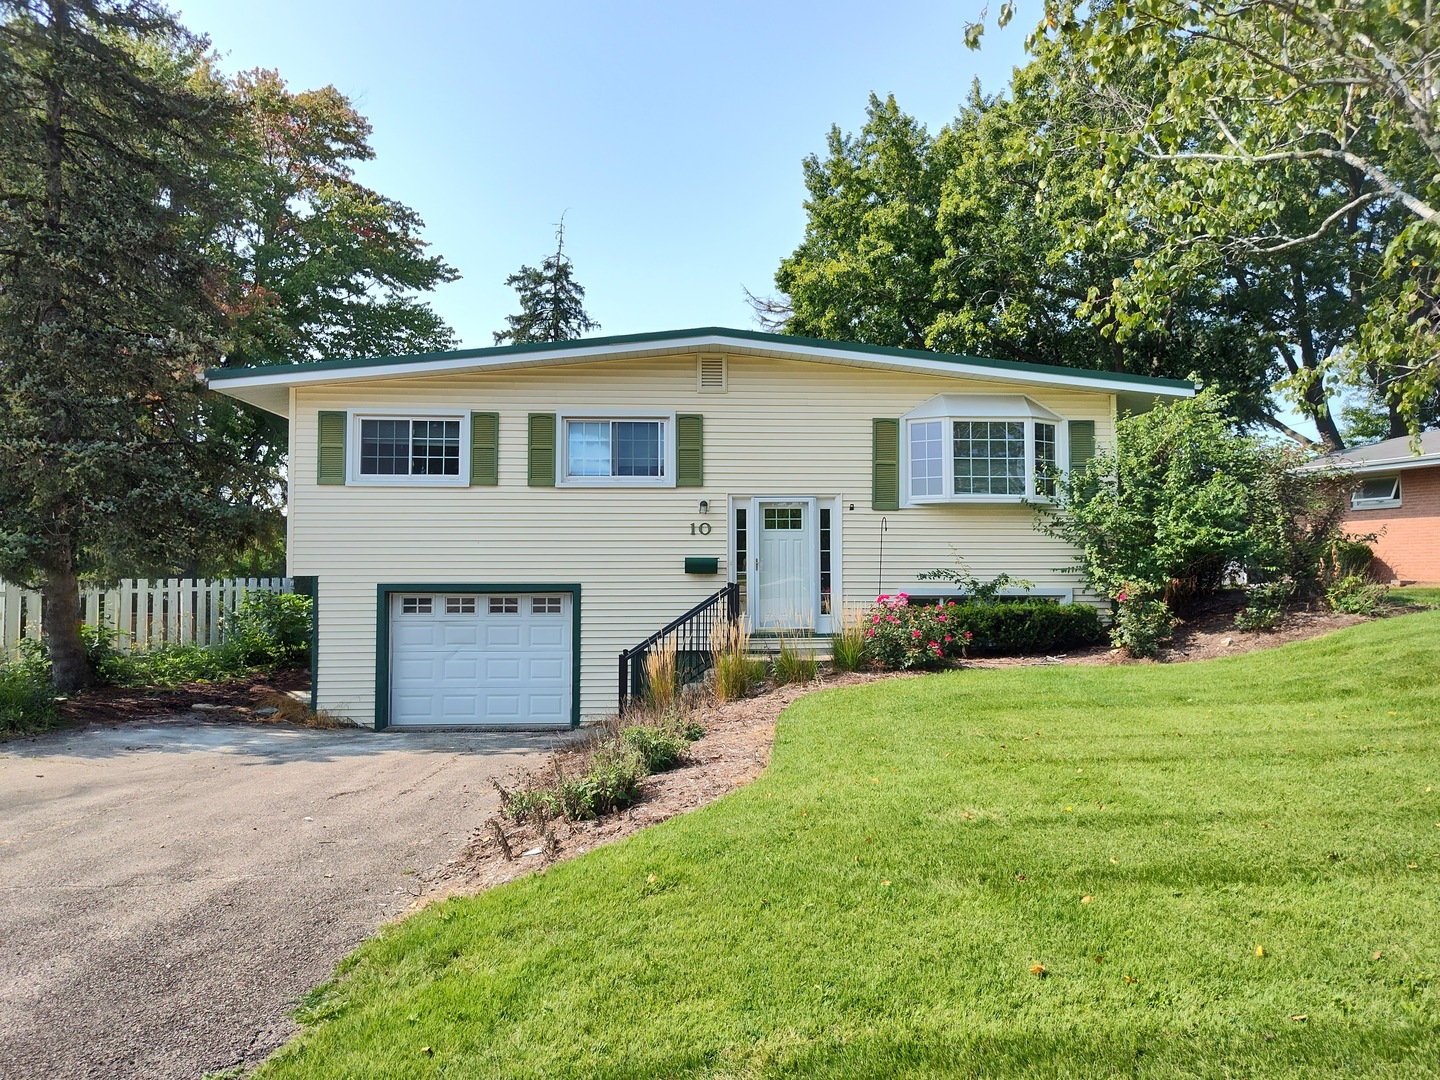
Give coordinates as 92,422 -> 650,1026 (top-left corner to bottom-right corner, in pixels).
0,719 -> 566,1080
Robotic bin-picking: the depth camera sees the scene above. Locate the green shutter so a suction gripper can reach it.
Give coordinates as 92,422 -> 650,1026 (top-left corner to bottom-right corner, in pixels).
676,413 -> 704,487
1069,420 -> 1096,471
528,413 -> 556,486
872,418 -> 900,511
470,412 -> 499,486
317,411 -> 346,486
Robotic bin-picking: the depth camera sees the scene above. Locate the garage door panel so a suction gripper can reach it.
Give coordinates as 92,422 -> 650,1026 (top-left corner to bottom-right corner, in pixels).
483,623 -> 523,648
528,657 -> 565,680
526,695 -> 567,721
389,593 -> 572,728
441,657 -> 479,681
484,657 -> 522,681
441,623 -> 482,646
525,623 -> 566,648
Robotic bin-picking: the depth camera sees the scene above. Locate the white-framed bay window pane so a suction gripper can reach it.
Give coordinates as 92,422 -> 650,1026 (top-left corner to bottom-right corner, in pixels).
565,419 -> 665,479
1034,421 -> 1057,496
909,419 -> 944,498
954,420 -> 1026,495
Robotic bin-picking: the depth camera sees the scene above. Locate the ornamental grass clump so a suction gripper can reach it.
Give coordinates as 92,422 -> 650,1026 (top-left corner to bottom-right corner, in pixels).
711,620 -> 761,701
863,594 -> 971,671
829,606 -> 868,672
771,633 -> 818,686
642,637 -> 679,712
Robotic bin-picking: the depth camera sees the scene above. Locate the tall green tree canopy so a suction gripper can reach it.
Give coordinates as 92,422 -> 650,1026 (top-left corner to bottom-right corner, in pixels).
217,68 -> 459,366
494,221 -> 600,345
767,54 -> 1281,433
965,0 -> 1439,443
773,4 -> 1440,446
0,0 -> 259,690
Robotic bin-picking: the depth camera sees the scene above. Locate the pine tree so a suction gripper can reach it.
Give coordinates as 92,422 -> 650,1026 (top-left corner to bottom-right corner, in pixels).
493,221 -> 600,345
0,1 -> 258,691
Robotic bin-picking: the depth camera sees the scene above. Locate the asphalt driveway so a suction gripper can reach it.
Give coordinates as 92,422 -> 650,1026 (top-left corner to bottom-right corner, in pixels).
0,719 -> 565,1080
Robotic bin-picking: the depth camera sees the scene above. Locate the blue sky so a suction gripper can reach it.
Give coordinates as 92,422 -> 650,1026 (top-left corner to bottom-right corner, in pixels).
174,0 -> 1034,349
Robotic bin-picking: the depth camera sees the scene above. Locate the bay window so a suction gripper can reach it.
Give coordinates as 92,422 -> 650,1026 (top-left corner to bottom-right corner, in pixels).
903,395 -> 1066,504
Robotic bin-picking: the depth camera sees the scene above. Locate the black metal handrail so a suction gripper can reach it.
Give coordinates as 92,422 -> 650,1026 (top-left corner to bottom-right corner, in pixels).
618,582 -> 739,714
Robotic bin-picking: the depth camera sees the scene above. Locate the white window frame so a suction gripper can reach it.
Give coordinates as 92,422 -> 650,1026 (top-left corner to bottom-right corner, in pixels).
1351,474 -> 1401,510
900,395 -> 1069,506
347,410 -> 469,486
557,411 -> 676,487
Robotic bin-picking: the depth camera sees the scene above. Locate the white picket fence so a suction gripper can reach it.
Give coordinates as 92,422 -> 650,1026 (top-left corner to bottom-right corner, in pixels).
1,577 -> 291,656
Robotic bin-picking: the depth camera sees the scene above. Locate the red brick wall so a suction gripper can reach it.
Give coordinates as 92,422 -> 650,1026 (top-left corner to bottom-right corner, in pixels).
1343,464 -> 1440,584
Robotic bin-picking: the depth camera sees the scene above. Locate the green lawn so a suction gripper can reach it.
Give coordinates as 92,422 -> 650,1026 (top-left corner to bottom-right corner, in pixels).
1392,586 -> 1440,608
260,614 -> 1440,1079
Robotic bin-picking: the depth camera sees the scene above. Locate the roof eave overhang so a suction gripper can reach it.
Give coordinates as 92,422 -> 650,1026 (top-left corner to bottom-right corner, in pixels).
206,332 -> 1197,418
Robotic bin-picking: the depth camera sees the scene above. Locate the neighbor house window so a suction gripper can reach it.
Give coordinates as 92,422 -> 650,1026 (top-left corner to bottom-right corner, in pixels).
562,417 -> 670,483
354,415 -> 464,482
904,395 -> 1066,504
1351,474 -> 1401,510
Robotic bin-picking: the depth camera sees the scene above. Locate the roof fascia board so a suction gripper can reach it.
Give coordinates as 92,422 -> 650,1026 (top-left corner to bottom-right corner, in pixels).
208,331 -> 1196,399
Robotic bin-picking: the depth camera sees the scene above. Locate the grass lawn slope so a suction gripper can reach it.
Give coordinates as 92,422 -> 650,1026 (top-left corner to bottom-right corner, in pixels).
261,614 -> 1440,1079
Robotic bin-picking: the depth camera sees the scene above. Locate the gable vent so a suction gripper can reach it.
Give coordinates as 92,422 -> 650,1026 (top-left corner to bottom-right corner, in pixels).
697,354 -> 728,393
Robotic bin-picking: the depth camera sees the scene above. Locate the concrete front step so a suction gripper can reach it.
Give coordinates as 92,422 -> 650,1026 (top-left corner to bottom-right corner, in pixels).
747,634 -> 833,659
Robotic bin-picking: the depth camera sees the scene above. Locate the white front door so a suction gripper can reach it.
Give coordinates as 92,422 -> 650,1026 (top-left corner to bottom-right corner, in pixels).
753,500 -> 816,630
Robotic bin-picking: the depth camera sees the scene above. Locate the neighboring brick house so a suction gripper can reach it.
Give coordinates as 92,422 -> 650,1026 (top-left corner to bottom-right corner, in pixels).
1317,430 -> 1440,585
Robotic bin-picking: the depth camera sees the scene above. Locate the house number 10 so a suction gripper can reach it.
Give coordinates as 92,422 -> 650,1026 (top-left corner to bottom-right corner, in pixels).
690,522 -> 712,535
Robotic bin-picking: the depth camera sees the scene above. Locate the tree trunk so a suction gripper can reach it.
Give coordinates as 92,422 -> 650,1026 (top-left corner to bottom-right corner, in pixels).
42,548 -> 93,694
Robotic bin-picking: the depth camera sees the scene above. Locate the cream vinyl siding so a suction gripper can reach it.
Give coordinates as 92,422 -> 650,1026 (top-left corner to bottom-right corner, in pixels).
289,354 -> 1115,725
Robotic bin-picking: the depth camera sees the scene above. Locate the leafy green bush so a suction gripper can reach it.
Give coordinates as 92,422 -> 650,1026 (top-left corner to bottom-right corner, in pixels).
225,590 -> 313,665
916,562 -> 1033,602
1327,575 -> 1390,616
622,725 -> 689,773
1329,537 -> 1376,580
550,745 -> 645,820
0,665 -> 57,736
1110,594 -> 1179,658
940,598 -> 1104,654
103,642 -> 254,688
1040,390 -> 1350,605
1235,580 -> 1295,632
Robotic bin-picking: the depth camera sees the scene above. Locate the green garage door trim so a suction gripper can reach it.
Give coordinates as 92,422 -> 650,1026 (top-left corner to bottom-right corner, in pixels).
373,582 -> 582,731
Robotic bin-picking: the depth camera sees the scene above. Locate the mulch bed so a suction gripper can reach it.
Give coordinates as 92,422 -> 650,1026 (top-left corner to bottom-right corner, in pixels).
55,667 -> 310,727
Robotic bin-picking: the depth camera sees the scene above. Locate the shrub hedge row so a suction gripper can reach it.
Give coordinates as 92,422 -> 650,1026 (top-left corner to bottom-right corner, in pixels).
925,598 -> 1105,655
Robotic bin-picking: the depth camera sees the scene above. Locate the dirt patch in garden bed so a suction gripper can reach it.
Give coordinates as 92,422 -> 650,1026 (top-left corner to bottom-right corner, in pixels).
55,667 -> 310,727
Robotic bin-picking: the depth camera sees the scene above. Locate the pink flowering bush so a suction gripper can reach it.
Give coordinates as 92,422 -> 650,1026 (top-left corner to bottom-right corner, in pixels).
862,594 -> 972,670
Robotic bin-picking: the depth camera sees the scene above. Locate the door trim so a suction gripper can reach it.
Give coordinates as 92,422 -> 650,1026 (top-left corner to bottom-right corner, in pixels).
374,582 -> 581,731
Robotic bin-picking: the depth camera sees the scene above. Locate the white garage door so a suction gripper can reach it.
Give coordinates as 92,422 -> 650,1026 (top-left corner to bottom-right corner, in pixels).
389,592 -> 573,727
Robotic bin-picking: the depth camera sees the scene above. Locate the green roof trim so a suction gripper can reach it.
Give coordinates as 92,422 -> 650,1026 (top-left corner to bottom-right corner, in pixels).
205,326 -> 1197,394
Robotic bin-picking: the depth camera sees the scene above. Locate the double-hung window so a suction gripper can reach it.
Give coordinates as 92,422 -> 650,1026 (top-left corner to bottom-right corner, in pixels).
561,416 -> 672,485
903,395 -> 1065,504
352,414 -> 466,484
